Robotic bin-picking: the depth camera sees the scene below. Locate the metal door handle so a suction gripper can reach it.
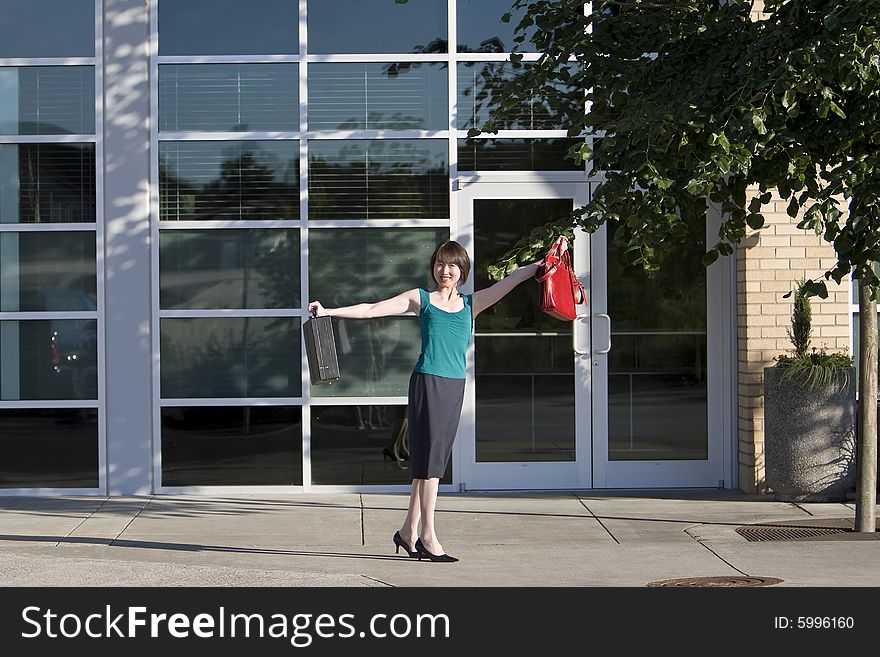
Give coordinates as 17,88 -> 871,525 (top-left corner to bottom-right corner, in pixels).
594,313 -> 611,354
573,315 -> 589,355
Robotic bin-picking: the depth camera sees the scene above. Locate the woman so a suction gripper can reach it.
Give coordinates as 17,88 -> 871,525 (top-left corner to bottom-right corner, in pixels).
308,240 -> 540,563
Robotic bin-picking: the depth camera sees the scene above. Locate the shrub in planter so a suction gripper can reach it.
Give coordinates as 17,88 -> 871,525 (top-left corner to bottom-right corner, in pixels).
763,280 -> 856,501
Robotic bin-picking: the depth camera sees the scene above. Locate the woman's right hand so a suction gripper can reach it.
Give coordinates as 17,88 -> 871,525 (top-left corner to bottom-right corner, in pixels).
308,301 -> 329,317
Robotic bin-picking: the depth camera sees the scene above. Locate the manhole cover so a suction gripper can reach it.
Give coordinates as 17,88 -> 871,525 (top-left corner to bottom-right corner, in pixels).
736,525 -> 848,542
646,576 -> 783,587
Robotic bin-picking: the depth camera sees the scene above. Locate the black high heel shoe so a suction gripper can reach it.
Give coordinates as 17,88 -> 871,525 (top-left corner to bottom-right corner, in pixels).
393,531 -> 419,558
415,538 -> 459,563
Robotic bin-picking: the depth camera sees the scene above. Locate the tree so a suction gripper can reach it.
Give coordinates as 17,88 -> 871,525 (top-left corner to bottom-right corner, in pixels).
478,0 -> 879,529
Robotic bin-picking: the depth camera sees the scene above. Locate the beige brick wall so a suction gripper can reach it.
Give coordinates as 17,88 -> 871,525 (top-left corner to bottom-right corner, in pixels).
737,188 -> 851,493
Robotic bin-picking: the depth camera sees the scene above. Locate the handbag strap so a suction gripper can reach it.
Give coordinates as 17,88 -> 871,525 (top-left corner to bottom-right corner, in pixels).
535,236 -> 569,282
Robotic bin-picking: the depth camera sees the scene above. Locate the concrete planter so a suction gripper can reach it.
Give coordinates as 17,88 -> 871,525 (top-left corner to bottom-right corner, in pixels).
763,366 -> 856,501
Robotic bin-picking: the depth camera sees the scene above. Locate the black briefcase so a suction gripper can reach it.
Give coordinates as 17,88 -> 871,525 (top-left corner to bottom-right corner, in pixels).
304,315 -> 341,385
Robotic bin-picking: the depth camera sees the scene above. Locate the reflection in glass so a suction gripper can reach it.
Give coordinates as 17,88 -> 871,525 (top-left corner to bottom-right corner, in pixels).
456,0 -> 539,53
161,317 -> 301,398
159,64 -> 298,132
0,0 -> 94,58
160,229 -> 299,310
313,318 -> 421,398
310,228 -> 446,397
161,406 -> 302,485
0,67 -> 95,135
0,320 -> 98,400
311,405 -> 450,484
308,0 -> 447,54
158,0 -> 298,56
309,63 -> 447,131
159,141 -> 299,221
0,232 -> 96,312
456,62 -> 580,131
474,198 -> 576,462
0,408 -> 98,488
458,138 -> 584,172
308,140 -> 448,220
475,337 -> 574,462
474,199 -> 573,334
309,227 -> 447,306
606,217 -> 707,461
0,144 -> 96,224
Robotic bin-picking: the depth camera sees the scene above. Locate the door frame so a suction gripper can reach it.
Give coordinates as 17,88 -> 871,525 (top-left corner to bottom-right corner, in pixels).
453,177 -> 592,490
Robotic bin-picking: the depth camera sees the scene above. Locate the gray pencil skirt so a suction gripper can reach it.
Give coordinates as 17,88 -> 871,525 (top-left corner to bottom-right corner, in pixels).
407,371 -> 466,480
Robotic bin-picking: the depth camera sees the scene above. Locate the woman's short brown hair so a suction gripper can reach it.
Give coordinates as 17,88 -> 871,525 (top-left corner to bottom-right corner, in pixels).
430,240 -> 471,285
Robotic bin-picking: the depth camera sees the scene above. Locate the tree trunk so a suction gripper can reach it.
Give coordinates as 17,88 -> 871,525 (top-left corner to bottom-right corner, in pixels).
856,278 -> 877,532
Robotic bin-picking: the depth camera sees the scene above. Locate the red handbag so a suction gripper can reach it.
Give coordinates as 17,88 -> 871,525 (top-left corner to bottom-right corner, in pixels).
535,236 -> 586,321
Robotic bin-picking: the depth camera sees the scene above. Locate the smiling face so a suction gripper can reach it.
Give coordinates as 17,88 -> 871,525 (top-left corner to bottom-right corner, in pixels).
433,260 -> 462,291
429,241 -> 470,292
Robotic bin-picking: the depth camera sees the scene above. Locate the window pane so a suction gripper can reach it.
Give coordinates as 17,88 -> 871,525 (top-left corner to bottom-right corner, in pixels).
159,141 -> 299,221
0,408 -> 98,488
308,0 -> 447,54
309,227 -> 446,397
0,144 -> 96,224
158,0 -> 298,55
159,64 -> 298,133
456,62 -> 581,130
0,0 -> 94,58
457,0 -> 539,53
0,67 -> 95,136
308,140 -> 447,220
473,199 -> 575,462
608,336 -> 708,461
160,317 -> 301,398
0,232 -> 97,312
606,217 -> 708,461
309,227 -> 446,305
0,320 -> 98,400
161,406 -> 302,485
160,229 -> 300,310
311,405 -> 450,484
458,138 -> 584,171
308,63 -> 447,131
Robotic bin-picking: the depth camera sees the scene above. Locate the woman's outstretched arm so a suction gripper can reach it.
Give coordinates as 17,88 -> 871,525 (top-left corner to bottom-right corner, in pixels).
471,263 -> 542,318
308,289 -> 421,319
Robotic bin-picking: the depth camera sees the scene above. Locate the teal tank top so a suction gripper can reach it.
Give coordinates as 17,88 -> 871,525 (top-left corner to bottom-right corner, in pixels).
413,288 -> 473,379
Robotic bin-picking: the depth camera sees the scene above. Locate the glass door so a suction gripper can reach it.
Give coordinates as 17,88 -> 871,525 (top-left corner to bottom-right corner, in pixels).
455,181 -> 591,490
590,203 -> 731,488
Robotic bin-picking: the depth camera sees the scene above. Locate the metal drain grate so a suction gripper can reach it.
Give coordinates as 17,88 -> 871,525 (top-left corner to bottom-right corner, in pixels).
736,525 -> 848,542
647,576 -> 783,587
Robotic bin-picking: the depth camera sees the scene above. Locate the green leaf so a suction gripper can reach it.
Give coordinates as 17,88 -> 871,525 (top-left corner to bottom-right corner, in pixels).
466,128 -> 482,138
752,114 -> 767,135
746,213 -> 765,229
702,249 -> 719,267
786,197 -> 799,218
823,13 -> 841,33
782,89 -> 796,109
686,179 -> 707,196
828,101 -> 846,118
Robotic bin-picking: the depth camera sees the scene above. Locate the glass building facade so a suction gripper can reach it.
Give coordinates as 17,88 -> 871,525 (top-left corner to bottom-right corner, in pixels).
0,0 -> 738,495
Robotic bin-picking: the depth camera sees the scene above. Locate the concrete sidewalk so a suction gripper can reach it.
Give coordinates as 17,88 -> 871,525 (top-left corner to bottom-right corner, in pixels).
0,491 -> 878,587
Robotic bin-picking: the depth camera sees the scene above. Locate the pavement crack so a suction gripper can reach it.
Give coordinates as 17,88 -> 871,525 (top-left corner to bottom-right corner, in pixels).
360,574 -> 394,587
109,497 -> 155,546
359,494 -> 365,547
57,497 -> 111,547
791,502 -> 814,516
575,495 -> 619,544
684,525 -> 750,577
